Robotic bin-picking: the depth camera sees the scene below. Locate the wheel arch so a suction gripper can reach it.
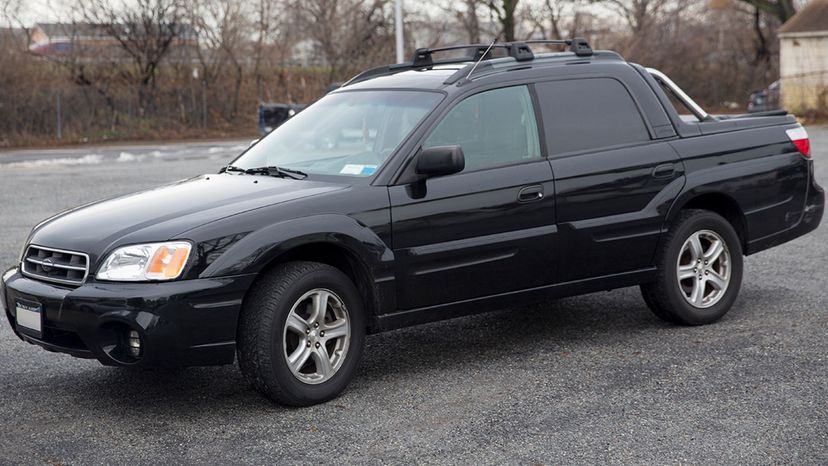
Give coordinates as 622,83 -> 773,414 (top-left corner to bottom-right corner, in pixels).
257,241 -> 381,328
200,214 -> 396,331
667,192 -> 748,251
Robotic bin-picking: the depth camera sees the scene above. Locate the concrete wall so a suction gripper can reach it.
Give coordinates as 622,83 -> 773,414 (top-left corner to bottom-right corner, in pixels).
780,33 -> 828,114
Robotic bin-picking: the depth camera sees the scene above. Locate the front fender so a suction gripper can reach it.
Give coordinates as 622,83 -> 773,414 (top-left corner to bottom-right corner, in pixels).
197,214 -> 397,327
199,214 -> 394,280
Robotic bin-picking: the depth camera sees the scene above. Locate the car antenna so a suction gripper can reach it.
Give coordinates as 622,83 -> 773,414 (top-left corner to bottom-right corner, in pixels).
462,37 -> 497,84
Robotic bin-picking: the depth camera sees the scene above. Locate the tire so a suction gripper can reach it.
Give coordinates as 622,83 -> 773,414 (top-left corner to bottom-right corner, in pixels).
641,209 -> 743,325
237,261 -> 366,406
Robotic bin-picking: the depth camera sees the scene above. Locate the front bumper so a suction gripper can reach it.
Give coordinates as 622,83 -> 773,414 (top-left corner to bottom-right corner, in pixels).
1,269 -> 256,367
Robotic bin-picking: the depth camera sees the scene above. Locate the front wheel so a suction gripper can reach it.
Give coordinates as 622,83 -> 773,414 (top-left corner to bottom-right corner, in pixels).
237,261 -> 365,406
641,210 -> 743,325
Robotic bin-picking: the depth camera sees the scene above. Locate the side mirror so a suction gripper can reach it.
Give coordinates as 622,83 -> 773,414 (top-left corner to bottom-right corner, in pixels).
415,145 -> 465,178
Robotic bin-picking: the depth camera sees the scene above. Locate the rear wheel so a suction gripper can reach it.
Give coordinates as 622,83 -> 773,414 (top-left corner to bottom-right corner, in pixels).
237,261 -> 365,406
641,210 -> 743,325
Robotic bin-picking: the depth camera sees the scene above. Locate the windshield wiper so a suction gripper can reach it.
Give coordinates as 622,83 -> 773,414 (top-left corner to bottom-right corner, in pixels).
222,165 -> 307,180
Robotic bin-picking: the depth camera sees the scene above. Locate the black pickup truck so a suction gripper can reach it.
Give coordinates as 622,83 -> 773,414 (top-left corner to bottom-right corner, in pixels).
2,38 -> 823,406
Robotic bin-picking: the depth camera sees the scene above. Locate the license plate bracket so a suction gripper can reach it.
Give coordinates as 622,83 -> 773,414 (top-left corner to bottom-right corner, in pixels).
15,299 -> 43,338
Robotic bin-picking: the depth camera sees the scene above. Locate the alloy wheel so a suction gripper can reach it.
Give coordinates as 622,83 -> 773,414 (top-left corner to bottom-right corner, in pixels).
676,229 -> 731,309
282,288 -> 351,384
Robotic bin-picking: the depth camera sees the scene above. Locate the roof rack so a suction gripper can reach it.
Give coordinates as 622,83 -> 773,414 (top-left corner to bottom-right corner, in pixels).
343,37 -> 594,87
409,37 -> 592,67
525,37 -> 593,57
409,42 -> 535,67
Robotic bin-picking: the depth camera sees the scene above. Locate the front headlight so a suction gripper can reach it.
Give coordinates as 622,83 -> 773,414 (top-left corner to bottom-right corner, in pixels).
96,241 -> 192,281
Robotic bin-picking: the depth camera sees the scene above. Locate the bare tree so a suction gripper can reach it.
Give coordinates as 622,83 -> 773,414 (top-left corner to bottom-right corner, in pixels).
78,0 -> 185,114
189,0 -> 248,120
402,2 -> 451,50
1,0 -> 19,25
251,0 -> 275,101
455,0 -> 483,43
725,1 -> 798,67
65,25 -> 121,116
4,0 -> 818,147
735,0 -> 796,22
297,0 -> 395,83
486,0 -> 520,41
529,0 -> 565,39
0,0 -> 31,49
596,0 -> 670,34
526,0 -> 587,40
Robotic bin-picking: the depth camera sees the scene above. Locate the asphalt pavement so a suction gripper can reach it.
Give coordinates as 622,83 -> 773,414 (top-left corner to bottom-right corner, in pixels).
0,133 -> 826,464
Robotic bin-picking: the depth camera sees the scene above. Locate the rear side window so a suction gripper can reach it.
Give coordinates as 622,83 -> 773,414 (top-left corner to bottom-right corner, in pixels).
423,85 -> 541,172
535,78 -> 650,155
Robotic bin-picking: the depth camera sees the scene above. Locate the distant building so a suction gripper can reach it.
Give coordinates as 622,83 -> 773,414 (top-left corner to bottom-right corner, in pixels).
778,0 -> 828,114
29,22 -> 197,63
30,23 -> 118,57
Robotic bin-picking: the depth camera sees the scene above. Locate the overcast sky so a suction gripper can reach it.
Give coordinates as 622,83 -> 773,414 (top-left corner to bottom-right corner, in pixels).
10,0 -> 65,24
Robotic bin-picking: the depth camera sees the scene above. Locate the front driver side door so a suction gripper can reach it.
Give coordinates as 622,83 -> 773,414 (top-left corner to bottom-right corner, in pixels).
388,85 -> 558,310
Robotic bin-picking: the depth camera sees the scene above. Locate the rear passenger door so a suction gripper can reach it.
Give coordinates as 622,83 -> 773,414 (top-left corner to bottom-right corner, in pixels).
389,85 -> 558,310
536,77 -> 684,281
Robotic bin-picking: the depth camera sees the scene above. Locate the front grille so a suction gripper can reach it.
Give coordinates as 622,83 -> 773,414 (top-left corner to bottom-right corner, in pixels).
21,245 -> 89,286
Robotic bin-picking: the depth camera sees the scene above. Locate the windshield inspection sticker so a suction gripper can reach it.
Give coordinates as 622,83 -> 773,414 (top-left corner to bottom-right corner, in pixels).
341,164 -> 377,175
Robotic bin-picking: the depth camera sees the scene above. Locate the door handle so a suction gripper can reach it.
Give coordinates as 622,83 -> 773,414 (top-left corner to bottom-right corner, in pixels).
652,163 -> 675,179
517,185 -> 544,203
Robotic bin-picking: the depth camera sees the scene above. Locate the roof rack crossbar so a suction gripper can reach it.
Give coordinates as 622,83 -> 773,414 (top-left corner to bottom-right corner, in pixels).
410,42 -> 537,67
524,38 -> 593,57
342,37 -> 594,87
410,37 -> 592,67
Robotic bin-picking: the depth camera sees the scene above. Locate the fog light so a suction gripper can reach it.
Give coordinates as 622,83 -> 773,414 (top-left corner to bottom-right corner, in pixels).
128,330 -> 142,358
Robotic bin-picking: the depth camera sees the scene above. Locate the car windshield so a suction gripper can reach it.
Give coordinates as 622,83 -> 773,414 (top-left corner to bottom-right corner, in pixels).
231,90 -> 443,177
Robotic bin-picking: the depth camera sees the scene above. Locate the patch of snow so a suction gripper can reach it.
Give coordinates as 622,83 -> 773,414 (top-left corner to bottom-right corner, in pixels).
1,154 -> 104,169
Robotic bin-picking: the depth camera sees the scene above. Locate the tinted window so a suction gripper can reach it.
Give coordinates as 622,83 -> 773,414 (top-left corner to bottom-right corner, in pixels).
536,78 -> 650,155
423,85 -> 540,172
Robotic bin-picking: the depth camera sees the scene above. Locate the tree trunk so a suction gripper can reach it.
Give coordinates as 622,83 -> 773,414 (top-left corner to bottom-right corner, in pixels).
501,0 -> 518,41
736,0 -> 797,23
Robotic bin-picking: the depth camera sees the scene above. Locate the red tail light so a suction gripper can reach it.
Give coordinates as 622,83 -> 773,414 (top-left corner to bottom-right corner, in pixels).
786,126 -> 811,158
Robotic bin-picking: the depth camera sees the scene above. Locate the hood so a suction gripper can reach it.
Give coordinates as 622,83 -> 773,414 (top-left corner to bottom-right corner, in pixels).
28,173 -> 346,261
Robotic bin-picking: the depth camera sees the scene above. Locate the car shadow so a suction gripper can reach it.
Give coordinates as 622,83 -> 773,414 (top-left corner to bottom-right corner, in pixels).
355,290 -> 665,382
30,288 -> 734,414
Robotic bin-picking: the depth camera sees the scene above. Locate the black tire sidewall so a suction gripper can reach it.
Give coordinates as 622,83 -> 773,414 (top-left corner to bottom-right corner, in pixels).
659,212 -> 743,325
257,264 -> 365,405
